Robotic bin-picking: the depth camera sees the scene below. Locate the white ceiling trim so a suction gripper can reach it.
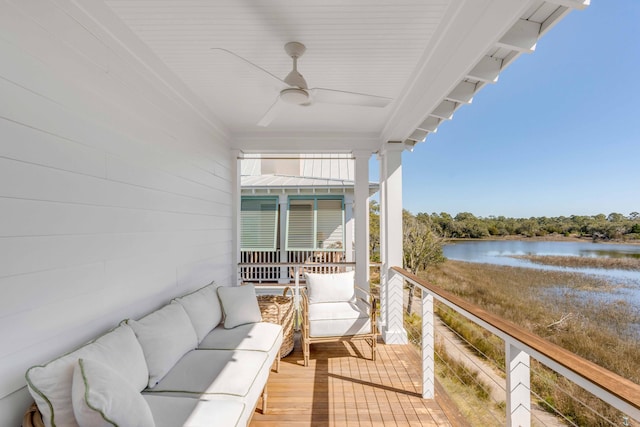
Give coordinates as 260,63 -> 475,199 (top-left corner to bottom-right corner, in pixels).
401,0 -> 588,147
233,132 -> 381,155
382,0 -> 536,145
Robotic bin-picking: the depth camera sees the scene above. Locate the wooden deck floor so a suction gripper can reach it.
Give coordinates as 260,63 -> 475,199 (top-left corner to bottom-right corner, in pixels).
251,336 -> 466,427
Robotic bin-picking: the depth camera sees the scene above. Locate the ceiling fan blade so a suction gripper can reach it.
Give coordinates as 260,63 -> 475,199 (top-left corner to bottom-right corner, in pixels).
211,48 -> 288,90
310,88 -> 392,108
257,98 -> 286,127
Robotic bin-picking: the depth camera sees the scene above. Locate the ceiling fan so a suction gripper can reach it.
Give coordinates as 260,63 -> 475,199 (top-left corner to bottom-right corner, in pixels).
213,42 -> 392,126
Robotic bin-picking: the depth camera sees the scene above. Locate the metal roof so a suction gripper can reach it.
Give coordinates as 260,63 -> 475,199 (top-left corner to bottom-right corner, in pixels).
241,174 -> 379,196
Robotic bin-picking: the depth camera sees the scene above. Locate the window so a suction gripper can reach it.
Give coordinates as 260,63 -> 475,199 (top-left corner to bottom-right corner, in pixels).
286,197 -> 344,251
240,197 -> 278,251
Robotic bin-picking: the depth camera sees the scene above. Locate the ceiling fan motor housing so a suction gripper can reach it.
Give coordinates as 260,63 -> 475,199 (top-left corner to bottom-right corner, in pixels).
253,40 -> 390,126
284,69 -> 308,89
280,87 -> 309,105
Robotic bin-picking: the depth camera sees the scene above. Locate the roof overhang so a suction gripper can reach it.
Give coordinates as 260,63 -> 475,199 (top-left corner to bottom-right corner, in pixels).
241,174 -> 380,197
98,0 -> 589,155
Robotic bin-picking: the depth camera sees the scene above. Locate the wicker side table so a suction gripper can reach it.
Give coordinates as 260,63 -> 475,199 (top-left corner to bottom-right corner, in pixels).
257,287 -> 294,358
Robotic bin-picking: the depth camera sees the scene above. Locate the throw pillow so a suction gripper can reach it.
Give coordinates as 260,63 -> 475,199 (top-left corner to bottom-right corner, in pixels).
26,323 -> 149,427
127,303 -> 198,388
72,358 -> 155,427
217,284 -> 262,329
305,271 -> 356,303
173,282 -> 222,342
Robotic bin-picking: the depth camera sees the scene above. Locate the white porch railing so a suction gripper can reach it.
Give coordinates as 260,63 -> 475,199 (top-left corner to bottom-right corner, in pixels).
239,251 -> 280,282
239,250 -> 346,282
393,266 -> 640,427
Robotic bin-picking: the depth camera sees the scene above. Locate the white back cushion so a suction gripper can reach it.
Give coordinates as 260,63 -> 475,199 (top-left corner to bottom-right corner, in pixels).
26,324 -> 149,427
72,358 -> 155,427
305,271 -> 356,303
217,284 -> 262,329
173,282 -> 222,342
128,303 -> 198,388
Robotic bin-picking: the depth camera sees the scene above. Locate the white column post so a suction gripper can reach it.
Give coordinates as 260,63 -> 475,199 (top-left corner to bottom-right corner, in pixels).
381,142 -> 408,344
506,343 -> 531,427
232,150 -> 241,286
344,194 -> 354,262
353,150 -> 371,290
377,152 -> 387,330
422,291 -> 435,399
278,193 -> 289,284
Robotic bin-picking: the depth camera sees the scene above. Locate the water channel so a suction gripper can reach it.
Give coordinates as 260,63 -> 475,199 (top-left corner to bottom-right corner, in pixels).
443,239 -> 640,304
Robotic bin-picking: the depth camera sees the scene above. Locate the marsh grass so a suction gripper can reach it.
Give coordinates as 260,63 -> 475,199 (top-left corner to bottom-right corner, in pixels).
434,340 -> 491,402
421,260 -> 640,426
434,344 -> 504,426
404,309 -> 498,422
512,254 -> 640,271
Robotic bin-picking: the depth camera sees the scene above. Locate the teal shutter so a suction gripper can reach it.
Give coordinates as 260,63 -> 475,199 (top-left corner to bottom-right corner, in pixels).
316,199 -> 344,249
286,197 -> 345,251
286,200 -> 314,250
240,197 -> 278,251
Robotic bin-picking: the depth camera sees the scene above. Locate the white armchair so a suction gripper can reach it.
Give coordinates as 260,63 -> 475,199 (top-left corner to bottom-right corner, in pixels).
301,271 -> 377,367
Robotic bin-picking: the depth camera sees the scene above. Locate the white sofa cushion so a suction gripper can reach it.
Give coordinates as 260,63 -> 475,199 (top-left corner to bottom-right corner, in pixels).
144,395 -> 246,427
145,349 -> 268,398
26,323 -> 149,427
128,303 -> 198,388
72,358 -> 155,427
217,284 -> 262,329
308,301 -> 371,337
173,282 -> 222,342
305,271 -> 356,303
198,322 -> 283,354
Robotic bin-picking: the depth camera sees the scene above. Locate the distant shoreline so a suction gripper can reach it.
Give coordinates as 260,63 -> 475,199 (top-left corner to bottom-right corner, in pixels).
446,234 -> 640,245
510,254 -> 640,271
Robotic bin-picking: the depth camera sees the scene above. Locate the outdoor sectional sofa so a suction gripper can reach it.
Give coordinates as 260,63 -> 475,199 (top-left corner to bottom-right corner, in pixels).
24,283 -> 283,427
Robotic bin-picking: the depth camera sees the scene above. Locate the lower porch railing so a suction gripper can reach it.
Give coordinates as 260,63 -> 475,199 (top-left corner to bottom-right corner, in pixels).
240,250 -> 347,283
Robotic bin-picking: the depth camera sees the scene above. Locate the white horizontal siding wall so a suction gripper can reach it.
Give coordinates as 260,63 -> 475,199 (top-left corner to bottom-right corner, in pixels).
0,1 -> 233,424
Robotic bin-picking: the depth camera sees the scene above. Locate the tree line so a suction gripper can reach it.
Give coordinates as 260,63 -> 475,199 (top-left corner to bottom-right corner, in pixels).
428,211 -> 640,240
369,202 -> 640,314
370,201 -> 640,243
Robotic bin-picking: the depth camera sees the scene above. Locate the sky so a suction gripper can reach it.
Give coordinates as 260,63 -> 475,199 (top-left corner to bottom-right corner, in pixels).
377,1 -> 640,219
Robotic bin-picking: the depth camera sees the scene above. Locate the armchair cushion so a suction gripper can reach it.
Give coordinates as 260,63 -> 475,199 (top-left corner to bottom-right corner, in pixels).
305,270 -> 355,304
308,301 -> 372,337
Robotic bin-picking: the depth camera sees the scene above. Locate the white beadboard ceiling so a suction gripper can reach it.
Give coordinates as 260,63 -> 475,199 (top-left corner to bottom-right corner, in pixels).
103,0 -> 588,152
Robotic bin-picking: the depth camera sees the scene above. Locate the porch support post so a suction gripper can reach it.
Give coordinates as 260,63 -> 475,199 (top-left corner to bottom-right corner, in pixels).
353,150 -> 371,290
278,193 -> 288,284
344,194 -> 354,262
506,343 -> 531,427
377,152 -> 387,329
422,291 -> 435,398
381,142 -> 408,344
232,150 -> 241,286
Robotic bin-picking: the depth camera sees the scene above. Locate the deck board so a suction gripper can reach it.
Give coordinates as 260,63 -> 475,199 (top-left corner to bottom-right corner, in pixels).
251,336 -> 464,427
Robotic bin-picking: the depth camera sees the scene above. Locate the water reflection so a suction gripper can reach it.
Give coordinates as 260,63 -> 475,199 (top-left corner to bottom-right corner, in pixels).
443,240 -> 640,286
